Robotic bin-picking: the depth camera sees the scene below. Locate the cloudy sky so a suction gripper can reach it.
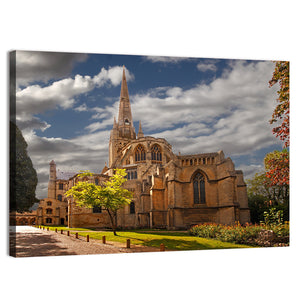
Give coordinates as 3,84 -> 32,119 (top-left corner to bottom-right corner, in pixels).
14,50 -> 282,199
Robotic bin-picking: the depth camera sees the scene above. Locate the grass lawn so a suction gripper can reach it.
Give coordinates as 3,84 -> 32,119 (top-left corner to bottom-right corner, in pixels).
39,226 -> 252,251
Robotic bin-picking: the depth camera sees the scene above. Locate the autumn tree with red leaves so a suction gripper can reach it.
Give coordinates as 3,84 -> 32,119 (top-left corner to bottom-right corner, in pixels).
265,61 -> 290,187
269,61 -> 289,148
264,149 -> 289,186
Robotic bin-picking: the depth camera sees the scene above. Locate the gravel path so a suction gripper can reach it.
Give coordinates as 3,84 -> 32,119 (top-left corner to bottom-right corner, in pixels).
9,226 -> 161,258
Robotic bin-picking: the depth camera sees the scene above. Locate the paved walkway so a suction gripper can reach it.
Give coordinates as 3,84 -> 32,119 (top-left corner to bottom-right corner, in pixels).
9,226 -> 160,258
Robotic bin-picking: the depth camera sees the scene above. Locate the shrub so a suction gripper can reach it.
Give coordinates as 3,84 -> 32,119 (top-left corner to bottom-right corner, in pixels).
189,221 -> 289,246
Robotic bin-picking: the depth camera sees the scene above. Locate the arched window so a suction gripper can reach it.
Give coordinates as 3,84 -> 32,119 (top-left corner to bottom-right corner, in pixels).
46,218 -> 52,224
57,194 -> 63,201
193,173 -> 206,204
46,208 -> 53,214
47,201 -> 52,206
135,144 -> 146,162
130,201 -> 135,214
151,144 -> 162,162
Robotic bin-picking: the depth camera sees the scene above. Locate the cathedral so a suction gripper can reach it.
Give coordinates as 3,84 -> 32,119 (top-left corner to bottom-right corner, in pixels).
36,66 -> 250,229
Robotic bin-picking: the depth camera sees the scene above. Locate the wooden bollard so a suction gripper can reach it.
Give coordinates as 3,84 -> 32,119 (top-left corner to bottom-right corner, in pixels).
87,235 -> 89,242
61,229 -> 63,234
126,239 -> 130,248
55,228 -> 57,233
47,227 -> 49,231
160,243 -> 165,251
76,232 -> 78,239
67,231 -> 70,236
102,236 -> 106,244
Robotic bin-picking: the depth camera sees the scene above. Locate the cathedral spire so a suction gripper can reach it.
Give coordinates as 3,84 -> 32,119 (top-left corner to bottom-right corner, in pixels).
117,65 -> 136,139
137,120 -> 144,139
120,65 -> 129,101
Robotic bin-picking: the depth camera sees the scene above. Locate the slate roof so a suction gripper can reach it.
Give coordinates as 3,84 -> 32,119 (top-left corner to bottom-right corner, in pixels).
56,170 -> 78,180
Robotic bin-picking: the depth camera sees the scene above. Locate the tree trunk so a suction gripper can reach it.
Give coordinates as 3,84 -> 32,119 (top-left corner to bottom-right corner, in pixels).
107,209 -> 117,236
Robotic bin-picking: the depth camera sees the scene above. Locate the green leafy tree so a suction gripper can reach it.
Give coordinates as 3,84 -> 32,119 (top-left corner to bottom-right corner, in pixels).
65,169 -> 132,235
10,122 -> 38,212
247,169 -> 289,222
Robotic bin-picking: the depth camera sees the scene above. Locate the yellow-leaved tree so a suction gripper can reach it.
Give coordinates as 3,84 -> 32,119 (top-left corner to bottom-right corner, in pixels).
65,169 -> 132,235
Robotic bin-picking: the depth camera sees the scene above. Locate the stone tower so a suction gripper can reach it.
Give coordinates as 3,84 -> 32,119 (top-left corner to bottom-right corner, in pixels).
109,66 -> 136,167
47,160 -> 56,198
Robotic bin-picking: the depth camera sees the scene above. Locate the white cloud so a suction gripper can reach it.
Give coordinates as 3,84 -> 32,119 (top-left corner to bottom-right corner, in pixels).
131,60 -> 279,157
25,128 -> 111,198
145,55 -> 191,63
197,62 -> 217,72
16,65 -> 134,130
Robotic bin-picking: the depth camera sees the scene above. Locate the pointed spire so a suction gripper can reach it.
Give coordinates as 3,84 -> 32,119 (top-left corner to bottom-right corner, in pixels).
116,65 -> 136,139
137,121 -> 144,138
113,116 -> 117,128
120,65 -> 129,100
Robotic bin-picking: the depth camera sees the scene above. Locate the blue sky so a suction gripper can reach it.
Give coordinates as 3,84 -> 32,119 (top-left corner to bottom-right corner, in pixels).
15,51 -> 283,198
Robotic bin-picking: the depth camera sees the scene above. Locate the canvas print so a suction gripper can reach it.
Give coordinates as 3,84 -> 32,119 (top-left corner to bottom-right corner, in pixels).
9,51 -> 289,257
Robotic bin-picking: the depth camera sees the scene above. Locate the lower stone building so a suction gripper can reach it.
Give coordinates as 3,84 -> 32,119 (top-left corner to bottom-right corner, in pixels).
35,66 -> 250,229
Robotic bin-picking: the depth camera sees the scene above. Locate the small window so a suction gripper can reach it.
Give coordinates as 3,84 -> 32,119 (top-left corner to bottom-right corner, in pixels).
57,194 -> 63,201
95,178 -> 99,185
126,169 -> 137,180
124,119 -> 130,125
130,202 -> 135,214
46,208 -> 53,214
47,201 -> 52,206
46,218 -> 52,224
59,183 -> 64,190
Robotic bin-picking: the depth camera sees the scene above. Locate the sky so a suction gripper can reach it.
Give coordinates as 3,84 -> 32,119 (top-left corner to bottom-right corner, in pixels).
14,50 -> 283,199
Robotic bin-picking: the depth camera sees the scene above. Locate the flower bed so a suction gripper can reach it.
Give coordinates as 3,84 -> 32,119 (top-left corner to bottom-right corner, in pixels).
189,222 -> 289,247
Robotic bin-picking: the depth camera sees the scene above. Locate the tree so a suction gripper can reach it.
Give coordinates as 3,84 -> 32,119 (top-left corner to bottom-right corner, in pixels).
269,61 -> 289,148
265,149 -> 289,186
65,169 -> 132,235
247,167 -> 289,222
10,122 -> 38,212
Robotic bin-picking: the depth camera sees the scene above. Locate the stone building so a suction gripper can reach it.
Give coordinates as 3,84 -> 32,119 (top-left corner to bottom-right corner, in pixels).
36,66 -> 250,229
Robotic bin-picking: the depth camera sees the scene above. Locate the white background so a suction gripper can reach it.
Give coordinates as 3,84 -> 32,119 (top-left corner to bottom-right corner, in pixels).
1,1 -> 299,299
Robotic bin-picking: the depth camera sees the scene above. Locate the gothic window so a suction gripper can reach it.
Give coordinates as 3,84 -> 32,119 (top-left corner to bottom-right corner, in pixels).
47,201 -> 52,206
130,201 -> 135,214
57,194 -> 63,201
124,119 -> 130,125
135,144 -> 146,162
46,208 -> 53,214
151,144 -> 162,162
59,183 -> 64,190
193,173 -> 206,204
